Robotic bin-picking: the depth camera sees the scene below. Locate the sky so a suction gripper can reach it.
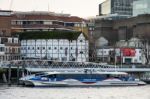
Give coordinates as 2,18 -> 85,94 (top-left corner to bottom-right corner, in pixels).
0,0 -> 104,18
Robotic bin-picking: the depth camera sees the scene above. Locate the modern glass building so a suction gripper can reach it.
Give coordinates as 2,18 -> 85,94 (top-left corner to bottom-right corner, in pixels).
99,0 -> 137,16
133,0 -> 150,16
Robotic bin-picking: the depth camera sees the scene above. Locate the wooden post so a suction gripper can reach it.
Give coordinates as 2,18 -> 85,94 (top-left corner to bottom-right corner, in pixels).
2,72 -> 7,83
22,61 -> 25,78
8,65 -> 11,85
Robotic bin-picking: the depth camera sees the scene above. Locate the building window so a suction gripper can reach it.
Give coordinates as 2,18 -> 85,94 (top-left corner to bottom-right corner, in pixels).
80,40 -> 83,42
49,47 -> 51,50
11,21 -> 16,25
8,38 -> 12,43
43,47 -> 45,50
60,47 -> 63,50
54,47 -> 57,49
18,48 -> 20,53
70,47 -> 73,50
37,47 -> 40,50
80,51 -> 83,54
15,48 -> 18,53
0,47 -> 4,52
28,47 -> 30,50
32,47 -> 34,50
139,56 -> 142,61
6,48 -> 7,52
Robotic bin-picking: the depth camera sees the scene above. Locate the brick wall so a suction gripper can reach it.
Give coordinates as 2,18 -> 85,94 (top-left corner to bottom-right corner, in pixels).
0,16 -> 11,36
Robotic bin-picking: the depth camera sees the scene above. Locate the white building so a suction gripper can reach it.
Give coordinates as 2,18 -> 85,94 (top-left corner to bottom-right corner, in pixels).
96,47 -> 114,63
122,48 -> 144,64
96,47 -> 145,64
0,37 -> 21,61
0,44 -> 5,61
21,31 -> 89,62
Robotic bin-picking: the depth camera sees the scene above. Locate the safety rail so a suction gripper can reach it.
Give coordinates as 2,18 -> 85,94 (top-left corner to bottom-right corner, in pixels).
0,60 -> 116,69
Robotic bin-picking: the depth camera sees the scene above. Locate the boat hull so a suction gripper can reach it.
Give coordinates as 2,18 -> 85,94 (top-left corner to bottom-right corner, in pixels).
22,80 -> 146,87
141,80 -> 150,84
20,71 -> 146,87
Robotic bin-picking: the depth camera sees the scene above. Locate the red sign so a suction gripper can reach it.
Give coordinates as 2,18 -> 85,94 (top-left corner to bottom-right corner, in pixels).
121,48 -> 136,57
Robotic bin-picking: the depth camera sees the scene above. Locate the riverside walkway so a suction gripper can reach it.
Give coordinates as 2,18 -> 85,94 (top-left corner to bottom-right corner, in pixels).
0,60 -> 150,73
1,60 -> 150,85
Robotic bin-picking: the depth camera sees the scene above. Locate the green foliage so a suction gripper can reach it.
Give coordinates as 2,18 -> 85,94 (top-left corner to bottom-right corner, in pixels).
0,68 -> 5,73
19,30 -> 81,40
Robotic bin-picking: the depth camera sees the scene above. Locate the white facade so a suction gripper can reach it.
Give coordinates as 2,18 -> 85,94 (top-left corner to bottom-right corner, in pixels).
0,44 -> 5,55
0,37 -> 21,61
97,48 -> 113,57
122,49 -> 144,64
96,48 -> 114,63
21,34 -> 89,62
96,47 -> 144,64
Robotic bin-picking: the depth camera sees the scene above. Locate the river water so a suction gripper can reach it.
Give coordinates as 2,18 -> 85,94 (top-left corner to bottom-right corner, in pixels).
0,85 -> 150,99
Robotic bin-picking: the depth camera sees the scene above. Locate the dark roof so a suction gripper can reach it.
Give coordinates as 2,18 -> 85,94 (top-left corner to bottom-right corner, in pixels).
11,14 -> 86,22
0,10 -> 12,12
19,30 -> 82,40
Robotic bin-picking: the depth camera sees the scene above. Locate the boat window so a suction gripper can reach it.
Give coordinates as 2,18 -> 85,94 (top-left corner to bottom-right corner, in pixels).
41,74 -> 56,78
57,74 -> 107,80
47,74 -> 56,78
57,74 -> 86,79
35,73 -> 47,76
108,74 -> 124,78
94,74 -> 107,79
106,74 -> 110,78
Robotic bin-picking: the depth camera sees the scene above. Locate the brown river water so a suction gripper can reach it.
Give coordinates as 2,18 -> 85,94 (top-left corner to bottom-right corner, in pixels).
0,85 -> 150,99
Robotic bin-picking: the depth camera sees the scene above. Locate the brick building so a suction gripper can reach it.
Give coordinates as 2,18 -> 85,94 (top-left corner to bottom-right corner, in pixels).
0,10 -> 88,37
93,14 -> 150,45
11,11 -> 88,36
0,10 -> 11,36
0,37 -> 21,61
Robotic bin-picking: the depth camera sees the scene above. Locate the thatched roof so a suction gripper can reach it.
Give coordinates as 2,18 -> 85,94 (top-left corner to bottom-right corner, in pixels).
19,30 -> 83,40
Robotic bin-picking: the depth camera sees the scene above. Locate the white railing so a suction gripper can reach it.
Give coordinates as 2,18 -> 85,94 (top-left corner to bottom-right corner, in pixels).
0,60 -> 115,69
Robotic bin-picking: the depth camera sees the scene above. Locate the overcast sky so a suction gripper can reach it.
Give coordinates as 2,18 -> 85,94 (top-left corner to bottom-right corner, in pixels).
0,0 -> 104,18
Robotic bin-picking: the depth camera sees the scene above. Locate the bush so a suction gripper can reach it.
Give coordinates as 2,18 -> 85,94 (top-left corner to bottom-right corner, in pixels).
0,68 -> 6,73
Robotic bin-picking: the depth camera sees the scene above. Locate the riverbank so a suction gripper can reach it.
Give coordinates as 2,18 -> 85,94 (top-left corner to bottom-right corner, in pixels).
0,68 -> 20,85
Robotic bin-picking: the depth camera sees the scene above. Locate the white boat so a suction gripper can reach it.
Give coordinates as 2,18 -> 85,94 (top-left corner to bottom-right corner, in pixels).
20,69 -> 146,87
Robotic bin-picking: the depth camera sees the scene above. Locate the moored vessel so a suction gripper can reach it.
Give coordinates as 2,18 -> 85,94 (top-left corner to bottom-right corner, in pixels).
20,69 -> 146,87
